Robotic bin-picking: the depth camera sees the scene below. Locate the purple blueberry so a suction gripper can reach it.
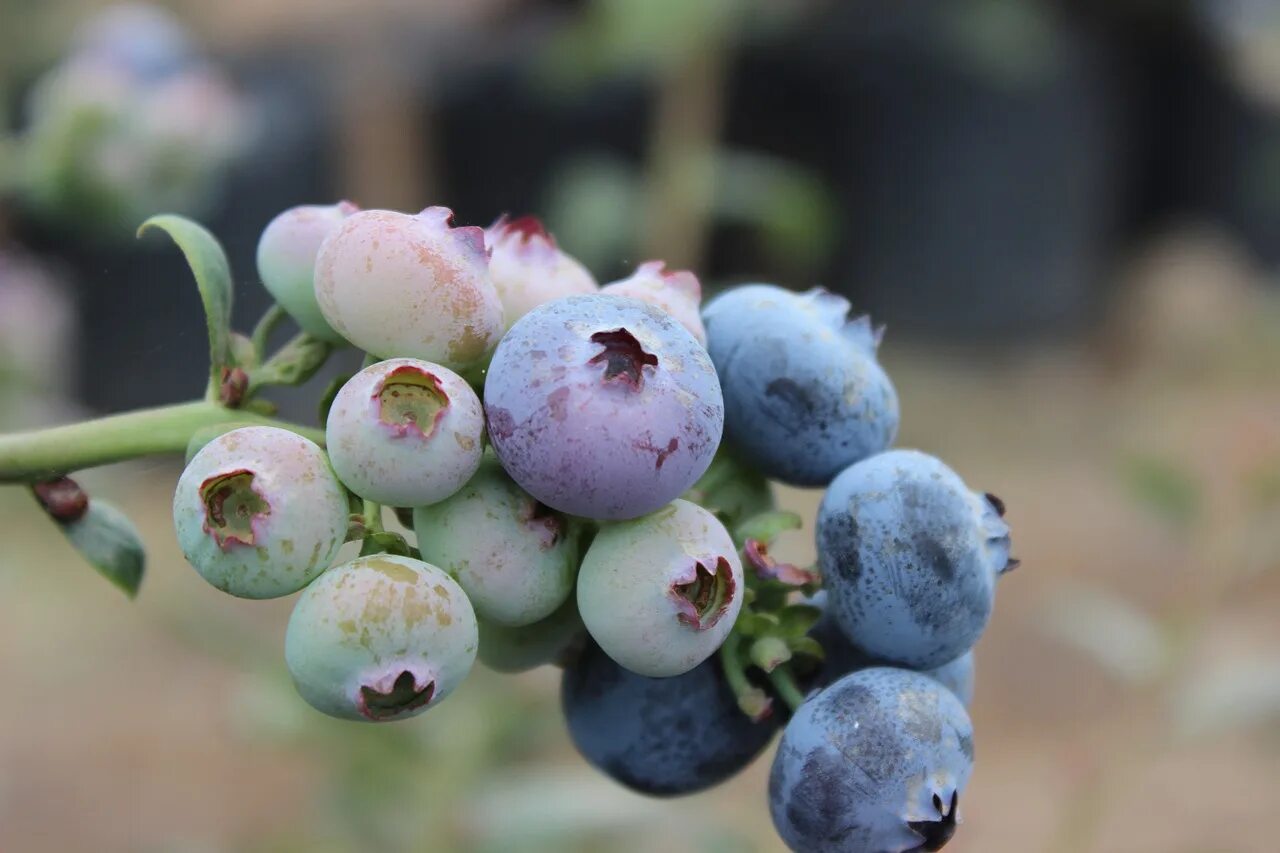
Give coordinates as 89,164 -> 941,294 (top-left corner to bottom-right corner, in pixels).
484,294 -> 723,520
284,554 -> 478,722
562,640 -> 778,796
413,453 -> 582,626
702,284 -> 898,486
256,201 -> 358,344
325,358 -> 484,507
769,667 -> 974,853
172,426 -> 348,599
576,499 -> 742,677
817,450 -> 1015,669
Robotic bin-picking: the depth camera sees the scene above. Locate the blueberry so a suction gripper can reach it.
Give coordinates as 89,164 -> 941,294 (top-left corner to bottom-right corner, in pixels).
413,453 -> 582,626
576,499 -> 742,677
172,426 -> 348,599
769,667 -> 973,853
702,284 -> 898,486
484,294 -> 723,520
562,640 -> 778,796
817,450 -> 1014,669
477,596 -> 585,673
601,261 -> 705,345
256,202 -> 358,344
314,207 -> 504,369
325,358 -> 484,507
485,215 -> 597,329
285,554 -> 478,722
808,595 -> 976,707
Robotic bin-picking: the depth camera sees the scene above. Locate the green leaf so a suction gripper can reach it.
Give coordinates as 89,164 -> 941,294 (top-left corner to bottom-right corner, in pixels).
787,636 -> 825,661
1121,454 -> 1202,528
749,636 -> 791,672
59,500 -> 145,597
137,214 -> 234,390
734,510 -> 802,547
776,604 -> 822,639
733,611 -> 778,637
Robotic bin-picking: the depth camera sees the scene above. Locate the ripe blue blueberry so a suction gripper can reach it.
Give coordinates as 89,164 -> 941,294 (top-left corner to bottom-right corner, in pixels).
769,667 -> 973,853
477,596 -> 584,673
172,426 -> 348,599
256,201 -> 358,344
485,215 -> 597,329
817,450 -> 1015,669
601,261 -> 705,345
325,358 -> 484,507
562,641 -> 778,796
484,294 -> 723,520
702,284 -> 898,486
285,554 -> 478,722
413,453 -> 582,627
314,207 -> 504,370
808,595 -> 977,707
576,499 -> 742,677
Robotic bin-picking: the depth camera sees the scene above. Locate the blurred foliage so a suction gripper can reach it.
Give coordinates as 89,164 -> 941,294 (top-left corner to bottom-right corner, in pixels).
1121,454 -> 1203,528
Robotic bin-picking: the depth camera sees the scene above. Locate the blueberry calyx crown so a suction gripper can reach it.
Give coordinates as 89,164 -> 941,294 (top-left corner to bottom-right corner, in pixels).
358,670 -> 436,721
376,365 -> 449,439
588,328 -> 657,390
670,557 -> 735,630
519,499 -> 563,550
199,469 -> 270,549
908,791 -> 959,852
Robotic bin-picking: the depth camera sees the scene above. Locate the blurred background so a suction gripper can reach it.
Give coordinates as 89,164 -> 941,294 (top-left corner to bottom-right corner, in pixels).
1,0 -> 1279,851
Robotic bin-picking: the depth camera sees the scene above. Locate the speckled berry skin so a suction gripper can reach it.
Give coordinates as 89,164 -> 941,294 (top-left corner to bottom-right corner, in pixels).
702,284 -> 898,487
477,596 -> 584,673
484,294 -> 723,520
172,426 -> 347,599
577,500 -> 742,677
817,450 -> 1014,670
314,207 -> 504,369
485,215 -> 597,329
808,595 -> 976,707
326,358 -> 484,507
284,554 -> 478,722
413,453 -> 581,626
769,667 -> 974,853
601,261 -> 705,345
562,641 -> 778,797
256,201 -> 357,344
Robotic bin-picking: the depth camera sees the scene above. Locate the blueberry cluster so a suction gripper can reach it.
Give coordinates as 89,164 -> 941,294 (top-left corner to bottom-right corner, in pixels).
171,203 -> 1016,853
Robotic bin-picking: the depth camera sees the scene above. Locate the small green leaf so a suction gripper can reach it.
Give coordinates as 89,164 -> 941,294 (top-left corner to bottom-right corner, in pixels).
59,500 -> 146,597
735,510 -> 802,547
137,214 -> 234,390
776,604 -> 822,639
787,636 -> 825,661
734,611 -> 779,637
749,636 -> 791,672
1121,454 -> 1202,527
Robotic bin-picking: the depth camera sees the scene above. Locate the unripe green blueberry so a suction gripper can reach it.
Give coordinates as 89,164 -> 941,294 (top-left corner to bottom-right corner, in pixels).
601,260 -> 705,345
325,358 -> 484,507
413,453 -> 581,627
314,207 -> 504,369
256,201 -> 358,344
172,426 -> 348,599
485,215 -> 597,329
285,554 -> 478,722
477,596 -> 585,673
577,499 -> 743,677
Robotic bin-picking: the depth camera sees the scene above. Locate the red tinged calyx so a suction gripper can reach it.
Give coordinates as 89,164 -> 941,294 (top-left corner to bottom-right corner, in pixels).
358,670 -> 436,720
32,476 -> 89,524
744,539 -> 818,586
588,328 -> 657,390
670,557 -> 735,630
494,214 -> 554,246
520,499 -> 563,550
376,366 -> 449,438
200,469 -> 270,549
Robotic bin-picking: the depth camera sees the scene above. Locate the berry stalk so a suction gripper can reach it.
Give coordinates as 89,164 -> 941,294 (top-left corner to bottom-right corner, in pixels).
0,400 -> 326,482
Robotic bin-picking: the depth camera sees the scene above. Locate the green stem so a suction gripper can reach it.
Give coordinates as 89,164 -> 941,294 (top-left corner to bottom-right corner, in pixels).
251,303 -> 288,358
0,400 -> 325,483
362,498 -> 384,534
768,666 -> 807,714
719,633 -> 772,721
